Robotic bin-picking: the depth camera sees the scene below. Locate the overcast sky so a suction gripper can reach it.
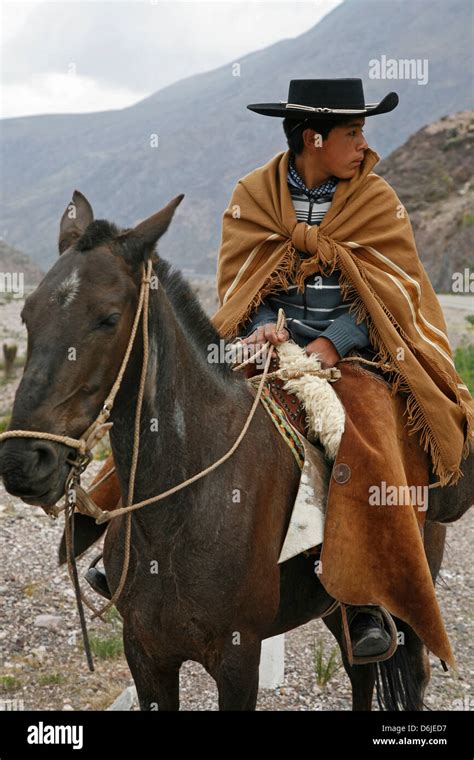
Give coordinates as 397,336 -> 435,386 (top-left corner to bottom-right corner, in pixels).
1,0 -> 342,119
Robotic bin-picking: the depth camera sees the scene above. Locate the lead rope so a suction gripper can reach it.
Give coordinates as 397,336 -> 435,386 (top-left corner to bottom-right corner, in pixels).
89,262 -> 154,619
60,271 -> 155,659
64,498 -> 95,671
63,260 -> 154,627
57,262 -> 155,651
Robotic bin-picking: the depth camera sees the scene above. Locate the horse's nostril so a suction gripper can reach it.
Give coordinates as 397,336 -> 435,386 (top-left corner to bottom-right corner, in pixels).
0,438 -> 64,500
30,441 -> 60,472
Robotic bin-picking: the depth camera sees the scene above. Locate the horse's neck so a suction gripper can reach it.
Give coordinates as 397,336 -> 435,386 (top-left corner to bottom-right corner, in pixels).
109,282 -> 245,511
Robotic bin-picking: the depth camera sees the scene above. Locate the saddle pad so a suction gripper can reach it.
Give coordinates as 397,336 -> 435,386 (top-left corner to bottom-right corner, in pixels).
258,388 -> 330,563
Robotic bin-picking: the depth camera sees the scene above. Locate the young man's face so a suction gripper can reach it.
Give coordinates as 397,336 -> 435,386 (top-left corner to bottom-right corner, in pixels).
307,118 -> 369,179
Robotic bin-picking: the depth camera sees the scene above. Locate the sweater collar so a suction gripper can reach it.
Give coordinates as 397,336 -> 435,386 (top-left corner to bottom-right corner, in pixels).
287,151 -> 338,200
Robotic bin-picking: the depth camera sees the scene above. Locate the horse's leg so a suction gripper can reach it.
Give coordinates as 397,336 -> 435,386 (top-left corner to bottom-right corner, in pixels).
321,608 -> 376,710
212,635 -> 262,711
122,623 -> 181,711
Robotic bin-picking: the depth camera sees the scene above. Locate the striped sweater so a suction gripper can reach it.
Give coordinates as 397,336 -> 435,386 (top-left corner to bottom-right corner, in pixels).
244,152 -> 374,358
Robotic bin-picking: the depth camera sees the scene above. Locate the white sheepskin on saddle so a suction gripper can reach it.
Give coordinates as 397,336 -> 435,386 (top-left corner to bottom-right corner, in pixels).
275,340 -> 345,460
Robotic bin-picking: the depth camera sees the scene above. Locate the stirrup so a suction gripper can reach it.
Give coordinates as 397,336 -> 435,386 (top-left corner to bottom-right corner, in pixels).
340,602 -> 398,666
84,553 -> 111,600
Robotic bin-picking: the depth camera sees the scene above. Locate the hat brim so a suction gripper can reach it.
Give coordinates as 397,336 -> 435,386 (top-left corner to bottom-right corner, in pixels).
247,91 -> 399,118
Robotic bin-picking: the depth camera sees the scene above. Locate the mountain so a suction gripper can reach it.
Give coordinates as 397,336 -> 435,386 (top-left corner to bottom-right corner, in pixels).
1,0 -> 472,276
379,109 -> 474,292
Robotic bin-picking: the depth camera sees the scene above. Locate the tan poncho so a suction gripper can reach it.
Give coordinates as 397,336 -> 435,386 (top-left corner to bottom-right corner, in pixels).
211,147 -> 474,486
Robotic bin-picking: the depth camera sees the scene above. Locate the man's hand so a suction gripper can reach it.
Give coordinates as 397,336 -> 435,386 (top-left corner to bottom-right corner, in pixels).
240,322 -> 289,364
241,322 -> 290,346
306,336 -> 340,368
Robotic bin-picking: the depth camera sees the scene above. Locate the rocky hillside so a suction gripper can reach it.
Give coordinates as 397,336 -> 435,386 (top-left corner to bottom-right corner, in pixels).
379,110 -> 474,292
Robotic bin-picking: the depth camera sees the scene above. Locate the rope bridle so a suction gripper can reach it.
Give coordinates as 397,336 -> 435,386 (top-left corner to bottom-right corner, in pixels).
0,258 -> 398,669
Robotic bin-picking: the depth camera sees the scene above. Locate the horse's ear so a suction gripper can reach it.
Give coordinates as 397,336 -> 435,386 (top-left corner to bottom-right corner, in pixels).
120,193 -> 184,267
58,190 -> 94,255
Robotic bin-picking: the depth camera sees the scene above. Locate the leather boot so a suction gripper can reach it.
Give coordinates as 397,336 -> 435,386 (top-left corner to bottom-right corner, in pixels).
84,567 -> 111,600
347,605 -> 392,657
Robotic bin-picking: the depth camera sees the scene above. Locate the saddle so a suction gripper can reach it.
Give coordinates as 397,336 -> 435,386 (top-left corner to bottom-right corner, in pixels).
242,354 -> 310,438
242,346 -> 384,440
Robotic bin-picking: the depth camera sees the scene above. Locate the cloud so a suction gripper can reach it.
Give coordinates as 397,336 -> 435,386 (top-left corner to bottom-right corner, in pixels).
1,0 -> 342,117
2,73 -> 149,118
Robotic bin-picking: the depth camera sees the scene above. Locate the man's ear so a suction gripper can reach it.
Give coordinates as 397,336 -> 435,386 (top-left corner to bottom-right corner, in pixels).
58,190 -> 94,254
119,193 -> 184,269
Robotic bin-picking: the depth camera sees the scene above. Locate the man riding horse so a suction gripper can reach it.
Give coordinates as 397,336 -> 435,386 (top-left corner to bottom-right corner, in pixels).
209,78 -> 474,661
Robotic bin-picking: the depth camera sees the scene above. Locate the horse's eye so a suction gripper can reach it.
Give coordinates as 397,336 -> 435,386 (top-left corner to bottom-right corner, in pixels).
98,313 -> 121,328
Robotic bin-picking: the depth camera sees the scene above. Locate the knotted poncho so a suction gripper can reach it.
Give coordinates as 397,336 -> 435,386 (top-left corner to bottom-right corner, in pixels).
211,148 -> 474,486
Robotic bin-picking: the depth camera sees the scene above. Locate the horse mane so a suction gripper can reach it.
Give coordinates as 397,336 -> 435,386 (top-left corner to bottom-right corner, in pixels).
153,256 -> 235,380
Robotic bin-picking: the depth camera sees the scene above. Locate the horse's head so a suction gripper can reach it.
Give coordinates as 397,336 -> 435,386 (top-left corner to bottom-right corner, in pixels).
0,190 -> 184,510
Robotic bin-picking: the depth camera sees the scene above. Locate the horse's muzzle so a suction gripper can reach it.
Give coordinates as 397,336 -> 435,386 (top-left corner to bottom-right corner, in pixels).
0,438 -> 72,509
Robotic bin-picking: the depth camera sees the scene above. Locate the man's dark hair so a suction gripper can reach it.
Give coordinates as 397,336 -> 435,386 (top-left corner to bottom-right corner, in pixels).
283,115 -> 356,154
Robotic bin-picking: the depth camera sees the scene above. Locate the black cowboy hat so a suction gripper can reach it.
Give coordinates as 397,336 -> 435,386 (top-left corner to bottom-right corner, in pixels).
247,78 -> 399,119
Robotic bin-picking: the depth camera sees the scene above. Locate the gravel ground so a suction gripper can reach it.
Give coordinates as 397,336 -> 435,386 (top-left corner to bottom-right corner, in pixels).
0,294 -> 472,711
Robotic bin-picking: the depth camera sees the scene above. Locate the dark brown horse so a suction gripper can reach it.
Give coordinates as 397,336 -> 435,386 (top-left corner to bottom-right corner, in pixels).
0,191 -> 471,711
